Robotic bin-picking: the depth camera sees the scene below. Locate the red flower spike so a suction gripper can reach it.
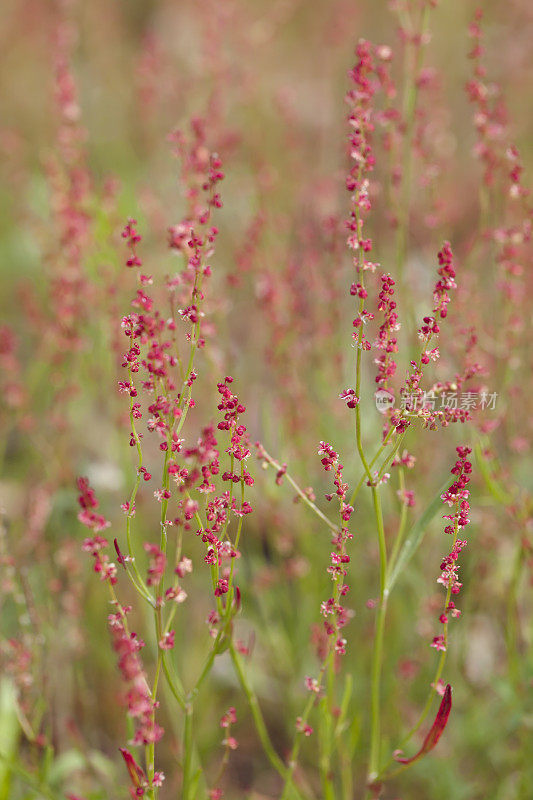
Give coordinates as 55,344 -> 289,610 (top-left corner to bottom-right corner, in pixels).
393,684 -> 452,765
119,747 -> 146,790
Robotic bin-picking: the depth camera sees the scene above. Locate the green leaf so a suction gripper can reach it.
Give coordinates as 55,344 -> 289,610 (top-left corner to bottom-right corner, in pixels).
47,749 -> 85,784
335,673 -> 353,738
347,711 -> 362,761
86,750 -> 117,781
190,768 -> 202,799
474,441 -> 512,506
213,633 -> 231,655
0,680 -> 20,800
38,745 -> 55,785
386,478 -> 450,593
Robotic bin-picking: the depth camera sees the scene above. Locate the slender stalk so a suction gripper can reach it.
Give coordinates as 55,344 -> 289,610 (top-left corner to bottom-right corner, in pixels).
395,2 -> 432,286
339,735 -> 354,800
318,690 -> 336,800
377,513 -> 461,782
229,642 -> 288,781
506,539 -> 525,686
376,433 -> 405,482
0,751 -> 57,800
366,486 -> 388,788
161,652 -> 186,710
260,447 -> 339,533
223,461 -> 245,620
349,426 -> 396,506
191,637 -> 222,698
182,704 -> 194,800
124,355 -> 153,600
350,157 -> 391,794
280,685 -> 321,800
387,466 -> 409,576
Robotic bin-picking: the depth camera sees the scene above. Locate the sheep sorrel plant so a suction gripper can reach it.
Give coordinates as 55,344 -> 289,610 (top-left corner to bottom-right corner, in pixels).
1,1 -> 532,799
77,37 -> 475,800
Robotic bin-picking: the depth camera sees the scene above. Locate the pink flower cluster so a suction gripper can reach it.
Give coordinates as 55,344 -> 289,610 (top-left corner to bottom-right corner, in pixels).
217,377 -> 252,467
181,425 -> 220,496
208,707 -> 239,798
431,446 -> 472,652
318,442 -> 353,657
109,607 -> 163,747
81,535 -> 117,585
160,378 -> 251,617
418,242 -> 456,342
432,241 -> 457,321
120,299 -> 180,400
466,8 -> 528,199
345,40 -> 394,358
122,218 -> 142,268
375,273 -> 399,386
390,244 -> 472,432
77,477 -> 110,533
296,716 -> 314,737
144,543 -> 166,587
339,388 -> 360,409
77,479 -> 117,584
46,21 -> 94,358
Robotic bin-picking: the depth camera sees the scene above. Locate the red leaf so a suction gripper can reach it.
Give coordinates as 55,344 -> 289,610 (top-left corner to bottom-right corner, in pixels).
393,684 -> 452,765
114,538 -> 127,569
119,747 -> 146,788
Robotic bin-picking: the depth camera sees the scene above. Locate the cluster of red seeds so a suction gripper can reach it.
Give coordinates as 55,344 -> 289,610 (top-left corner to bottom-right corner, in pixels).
108,607 -> 164,746
375,273 -> 399,386
431,446 -> 472,652
319,442 -> 353,658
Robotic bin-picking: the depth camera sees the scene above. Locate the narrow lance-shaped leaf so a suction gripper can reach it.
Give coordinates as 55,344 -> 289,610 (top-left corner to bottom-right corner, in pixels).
386,478 -> 450,593
474,441 -> 512,506
0,680 -> 20,800
393,684 -> 452,766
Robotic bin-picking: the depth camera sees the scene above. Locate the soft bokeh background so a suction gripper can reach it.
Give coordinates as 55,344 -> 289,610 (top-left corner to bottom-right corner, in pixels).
1,1 -> 532,798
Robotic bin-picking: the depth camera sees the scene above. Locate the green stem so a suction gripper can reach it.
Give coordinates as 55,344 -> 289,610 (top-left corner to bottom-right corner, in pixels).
191,637 -> 221,698
349,161 -> 390,794
260,448 -> 339,533
280,686 -> 318,800
377,433 -> 405,482
182,704 -> 194,800
349,426 -> 397,506
318,691 -> 336,800
0,751 -> 57,800
229,642 -> 288,780
378,511 -> 461,782
506,539 -> 525,685
124,358 -> 153,601
387,466 -> 409,576
223,461 -> 245,621
396,2 -> 432,286
161,651 -> 186,710
367,486 -> 388,786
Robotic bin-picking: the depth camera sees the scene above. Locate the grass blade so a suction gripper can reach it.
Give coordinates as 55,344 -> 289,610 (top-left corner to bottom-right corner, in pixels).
386,478 -> 450,593
0,680 -> 20,800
